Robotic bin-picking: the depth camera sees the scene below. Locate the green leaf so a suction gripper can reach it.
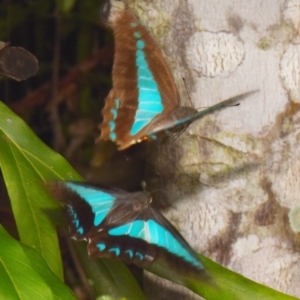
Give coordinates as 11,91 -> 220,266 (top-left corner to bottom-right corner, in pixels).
182,254 -> 299,300
0,101 -> 147,299
0,101 -> 80,278
0,225 -> 76,300
74,242 -> 147,300
143,250 -> 299,299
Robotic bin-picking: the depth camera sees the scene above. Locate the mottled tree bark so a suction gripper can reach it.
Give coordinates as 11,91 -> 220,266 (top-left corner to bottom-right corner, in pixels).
130,0 -> 300,299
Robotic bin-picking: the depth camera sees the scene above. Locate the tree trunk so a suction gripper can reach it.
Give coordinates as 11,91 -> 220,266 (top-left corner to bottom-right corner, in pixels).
130,0 -> 300,298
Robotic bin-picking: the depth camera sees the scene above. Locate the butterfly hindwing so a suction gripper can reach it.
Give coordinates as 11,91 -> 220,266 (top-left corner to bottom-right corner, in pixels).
87,230 -> 158,266
146,208 -> 203,270
91,211 -> 203,271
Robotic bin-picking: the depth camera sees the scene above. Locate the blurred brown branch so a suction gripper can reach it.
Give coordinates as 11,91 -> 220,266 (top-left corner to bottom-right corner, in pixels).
9,44 -> 114,115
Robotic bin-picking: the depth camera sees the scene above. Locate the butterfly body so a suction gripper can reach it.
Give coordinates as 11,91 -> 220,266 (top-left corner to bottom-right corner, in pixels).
49,181 -> 204,274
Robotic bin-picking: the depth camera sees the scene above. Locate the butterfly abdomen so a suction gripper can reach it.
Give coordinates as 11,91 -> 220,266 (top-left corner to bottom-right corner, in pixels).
141,106 -> 197,141
171,106 -> 198,120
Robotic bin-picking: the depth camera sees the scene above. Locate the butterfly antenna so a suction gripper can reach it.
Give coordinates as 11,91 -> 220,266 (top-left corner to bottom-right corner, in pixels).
182,78 -> 193,107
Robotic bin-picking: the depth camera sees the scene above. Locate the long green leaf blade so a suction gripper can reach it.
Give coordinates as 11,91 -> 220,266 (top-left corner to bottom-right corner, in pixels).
183,254 -> 299,300
0,102 -> 80,278
0,225 -> 76,300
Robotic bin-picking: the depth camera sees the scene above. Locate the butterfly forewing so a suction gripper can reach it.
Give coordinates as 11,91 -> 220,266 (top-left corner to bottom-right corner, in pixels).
99,89 -> 120,142
99,3 -> 180,149
48,182 -> 117,240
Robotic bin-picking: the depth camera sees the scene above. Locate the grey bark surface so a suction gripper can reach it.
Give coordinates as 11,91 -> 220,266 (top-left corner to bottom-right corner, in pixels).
130,0 -> 300,299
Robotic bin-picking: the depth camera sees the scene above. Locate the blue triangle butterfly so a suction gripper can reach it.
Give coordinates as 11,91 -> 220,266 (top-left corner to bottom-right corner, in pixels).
97,0 -> 257,150
49,181 -> 205,277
